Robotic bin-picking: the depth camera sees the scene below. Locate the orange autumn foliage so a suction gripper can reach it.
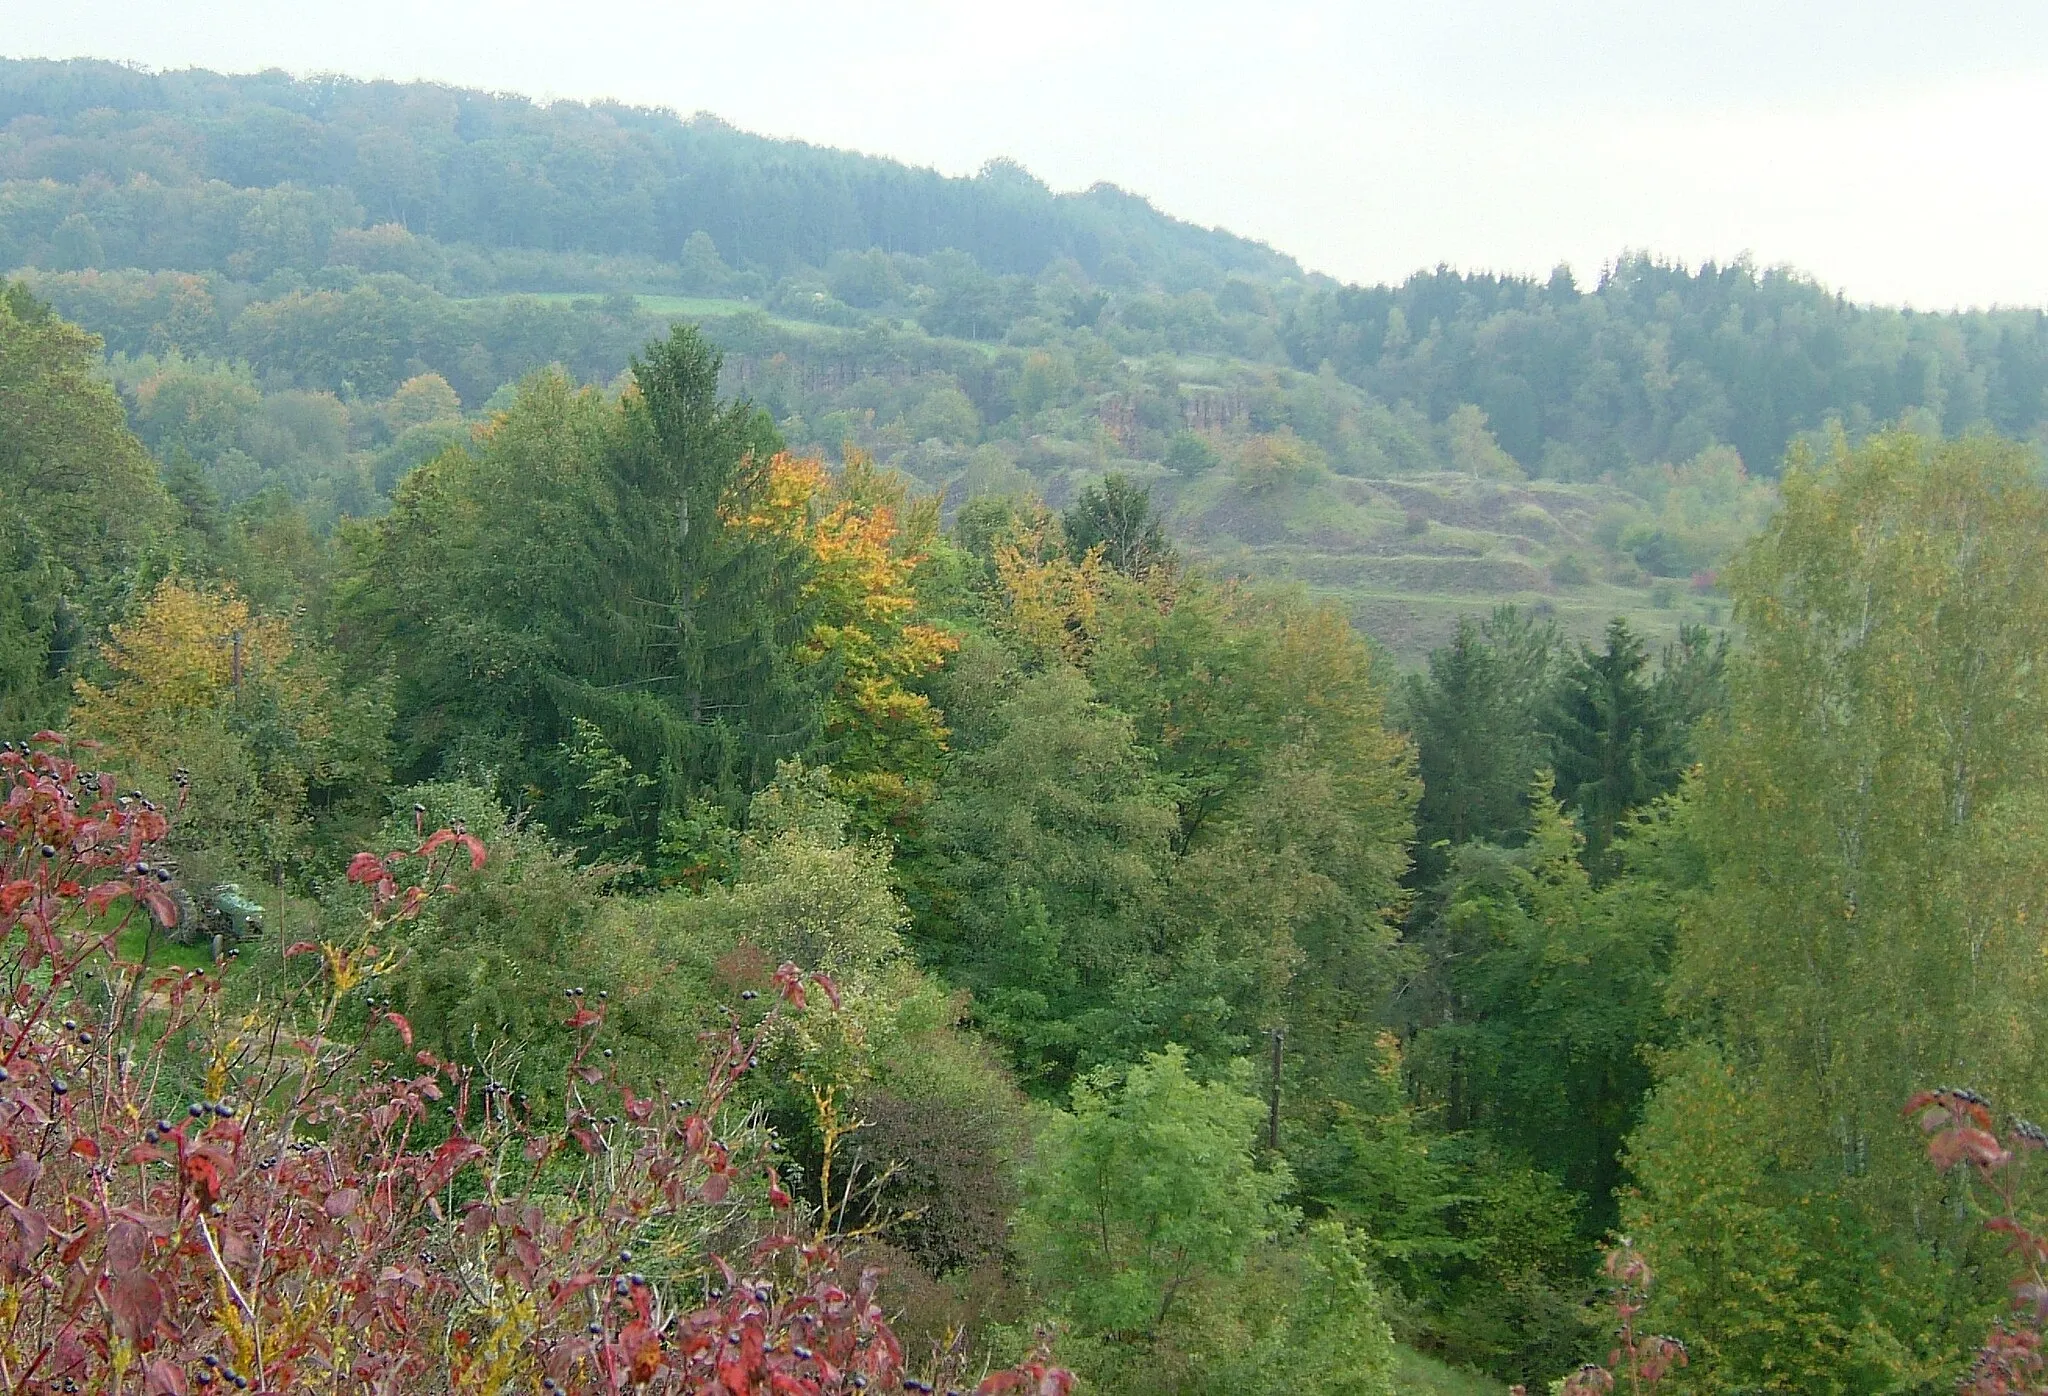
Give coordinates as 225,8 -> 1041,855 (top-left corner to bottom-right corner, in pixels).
744,450 -> 959,823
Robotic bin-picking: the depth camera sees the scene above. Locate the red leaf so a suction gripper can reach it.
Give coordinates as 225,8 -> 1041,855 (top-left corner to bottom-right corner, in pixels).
284,941 -> 319,958
384,1012 -> 414,1047
975,1374 -> 1025,1396
6,1203 -> 48,1264
136,883 -> 178,928
109,1268 -> 164,1343
69,1136 -> 99,1162
565,1009 -> 601,1030
82,879 -> 133,915
459,833 -> 487,870
417,829 -> 456,857
1928,1123 -> 2010,1172
428,1138 -> 486,1188
621,1319 -> 664,1385
812,972 -> 841,1010
326,1188 -> 362,1218
146,1359 -> 188,1395
2,1156 -> 44,1198
700,1171 -> 730,1204
105,1220 -> 148,1273
182,1149 -> 224,1210
346,852 -> 387,885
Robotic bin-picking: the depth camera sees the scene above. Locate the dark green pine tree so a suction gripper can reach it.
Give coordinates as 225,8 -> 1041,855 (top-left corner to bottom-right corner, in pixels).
1407,606 -> 1561,880
1544,618 -> 1682,876
160,449 -> 229,559
337,327 -> 835,856
560,326 -> 835,821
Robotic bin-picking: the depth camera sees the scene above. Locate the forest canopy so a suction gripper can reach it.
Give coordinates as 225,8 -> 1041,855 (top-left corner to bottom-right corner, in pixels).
6,52 -> 2048,1395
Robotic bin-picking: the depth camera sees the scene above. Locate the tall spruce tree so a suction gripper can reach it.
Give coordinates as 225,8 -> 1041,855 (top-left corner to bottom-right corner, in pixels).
1544,618 -> 1682,876
342,326 -> 829,848
1407,606 -> 1561,879
560,326 -> 829,810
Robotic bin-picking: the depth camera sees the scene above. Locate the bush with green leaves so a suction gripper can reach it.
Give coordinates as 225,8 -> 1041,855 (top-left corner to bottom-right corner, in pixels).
1020,1045 -> 1294,1341
1020,1045 -> 1402,1394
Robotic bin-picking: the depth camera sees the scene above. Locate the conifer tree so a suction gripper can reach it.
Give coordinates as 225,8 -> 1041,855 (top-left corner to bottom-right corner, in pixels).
1544,618 -> 1682,875
342,327 -> 830,848
1063,473 -> 1173,576
1406,606 -> 1561,878
561,325 -> 829,810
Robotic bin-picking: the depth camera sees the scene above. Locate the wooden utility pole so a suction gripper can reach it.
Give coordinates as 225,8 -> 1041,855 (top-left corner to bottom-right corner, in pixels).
1267,1028 -> 1284,1151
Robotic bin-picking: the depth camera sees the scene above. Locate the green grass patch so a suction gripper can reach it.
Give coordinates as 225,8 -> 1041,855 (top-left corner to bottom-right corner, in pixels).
1392,1347 -> 1506,1394
456,291 -> 828,337
111,921 -> 218,973
464,290 -> 755,317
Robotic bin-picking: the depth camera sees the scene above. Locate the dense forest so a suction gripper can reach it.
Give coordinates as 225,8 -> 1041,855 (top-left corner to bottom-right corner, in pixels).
7,59 -> 2048,659
9,55 -> 2048,1396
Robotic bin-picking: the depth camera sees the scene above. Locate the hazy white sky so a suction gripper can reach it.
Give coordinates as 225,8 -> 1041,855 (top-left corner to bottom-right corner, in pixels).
6,1 -> 2046,308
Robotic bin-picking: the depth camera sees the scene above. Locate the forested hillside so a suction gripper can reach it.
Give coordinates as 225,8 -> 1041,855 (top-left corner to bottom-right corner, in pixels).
7,59 -> 2047,657
11,258 -> 2048,1390
10,55 -> 2048,1395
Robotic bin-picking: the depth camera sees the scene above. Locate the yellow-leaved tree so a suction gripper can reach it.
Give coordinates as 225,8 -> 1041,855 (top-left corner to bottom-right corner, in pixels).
989,513 -> 1107,666
743,450 -> 959,826
72,578 -> 386,874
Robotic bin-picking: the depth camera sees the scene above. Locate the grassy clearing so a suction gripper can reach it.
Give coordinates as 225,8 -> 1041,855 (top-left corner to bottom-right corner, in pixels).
1392,1347 -> 1507,1394
456,291 -> 835,339
111,920 -> 219,973
463,290 -> 750,316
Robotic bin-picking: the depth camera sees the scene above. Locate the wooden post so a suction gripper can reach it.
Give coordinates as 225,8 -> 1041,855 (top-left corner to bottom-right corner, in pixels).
1268,1028 -> 1284,1151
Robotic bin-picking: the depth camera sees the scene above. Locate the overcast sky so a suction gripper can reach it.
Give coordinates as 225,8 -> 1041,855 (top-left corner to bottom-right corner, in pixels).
6,1 -> 2046,308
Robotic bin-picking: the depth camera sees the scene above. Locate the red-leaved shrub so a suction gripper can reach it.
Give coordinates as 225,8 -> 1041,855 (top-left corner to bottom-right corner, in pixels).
0,734 -> 1069,1396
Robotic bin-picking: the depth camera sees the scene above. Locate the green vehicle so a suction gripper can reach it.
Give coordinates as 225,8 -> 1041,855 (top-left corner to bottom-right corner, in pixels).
157,881 -> 265,949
